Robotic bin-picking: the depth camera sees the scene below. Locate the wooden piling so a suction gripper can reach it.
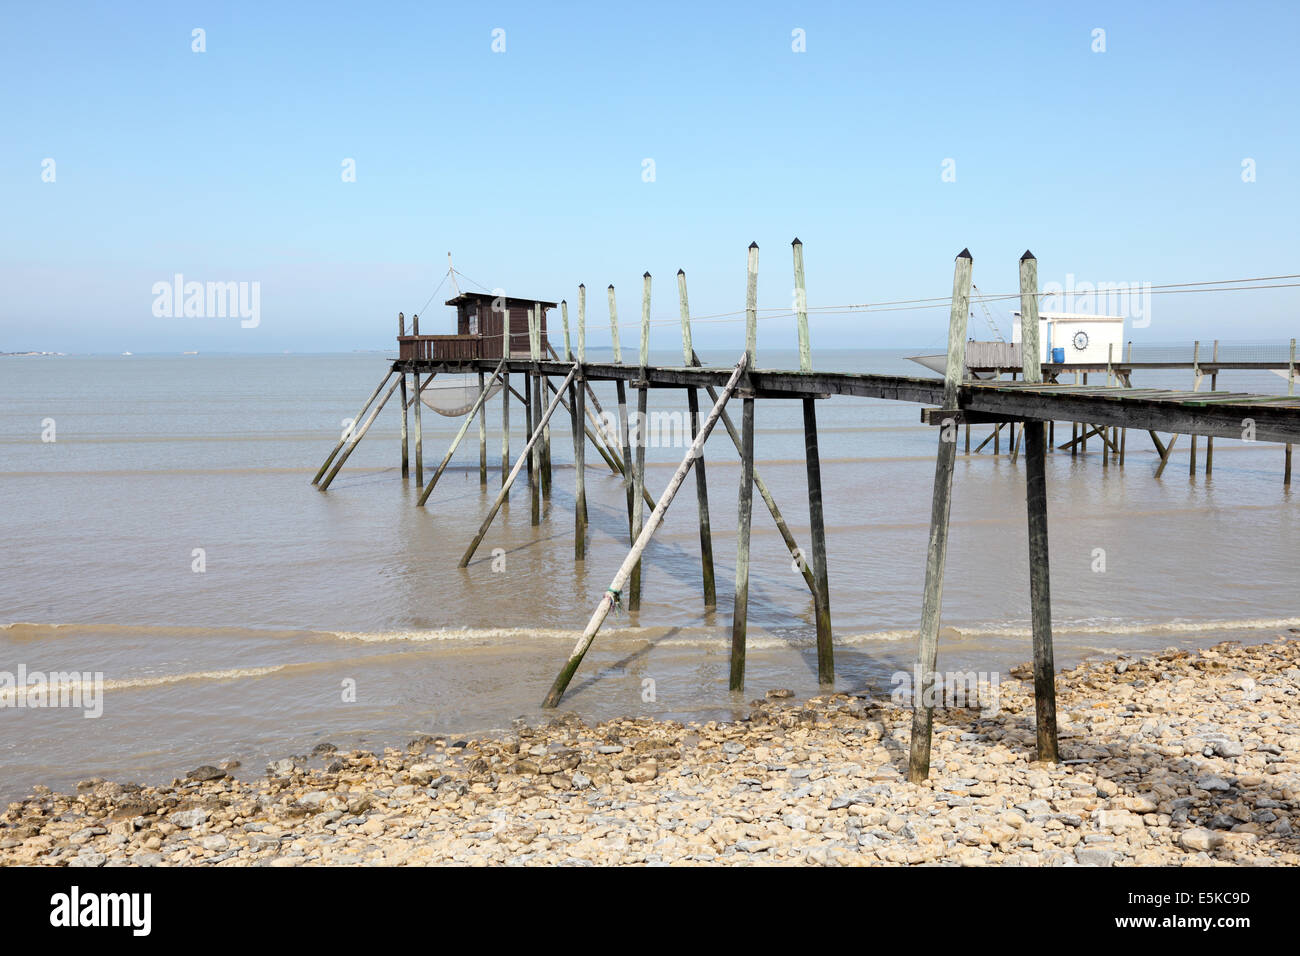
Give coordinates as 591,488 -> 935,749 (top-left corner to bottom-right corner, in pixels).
413,372 -> 425,485
500,369 -> 510,491
526,306 -> 541,523
730,241 -> 759,692
1287,339 -> 1295,486
629,273 -> 651,612
906,248 -> 972,783
478,371 -> 488,486
536,300 -> 552,501
793,238 -> 832,683
1017,250 -> 1058,763
1206,341 -> 1218,475
543,356 -> 748,708
567,296 -> 587,558
679,270 -> 715,608
610,285 -> 636,531
400,368 -> 410,479
1190,341 -> 1200,476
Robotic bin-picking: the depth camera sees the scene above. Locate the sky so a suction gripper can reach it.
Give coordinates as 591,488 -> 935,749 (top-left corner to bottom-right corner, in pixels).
1,0 -> 1297,354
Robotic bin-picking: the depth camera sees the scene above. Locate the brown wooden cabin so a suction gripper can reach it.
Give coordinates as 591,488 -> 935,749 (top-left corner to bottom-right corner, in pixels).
397,293 -> 555,362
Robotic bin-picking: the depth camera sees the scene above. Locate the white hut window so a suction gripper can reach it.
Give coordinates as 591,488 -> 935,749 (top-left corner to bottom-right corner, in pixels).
468,310 -> 478,335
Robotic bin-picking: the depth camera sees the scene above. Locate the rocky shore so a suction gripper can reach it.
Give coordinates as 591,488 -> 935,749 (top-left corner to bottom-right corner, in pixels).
3,638 -> 1299,866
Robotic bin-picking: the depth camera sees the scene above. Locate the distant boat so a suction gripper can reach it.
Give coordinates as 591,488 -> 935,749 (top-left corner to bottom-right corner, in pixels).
121,351 -> 133,356
182,350 -> 198,355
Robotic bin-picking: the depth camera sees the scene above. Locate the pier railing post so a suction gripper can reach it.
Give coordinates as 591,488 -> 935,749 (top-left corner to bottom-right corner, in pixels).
906,248 -> 972,783
679,270 -> 716,608
730,242 -> 759,692
1018,250 -> 1059,764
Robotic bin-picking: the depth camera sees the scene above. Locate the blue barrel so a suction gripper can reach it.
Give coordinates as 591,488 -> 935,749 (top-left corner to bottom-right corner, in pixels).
1051,347 -> 1065,363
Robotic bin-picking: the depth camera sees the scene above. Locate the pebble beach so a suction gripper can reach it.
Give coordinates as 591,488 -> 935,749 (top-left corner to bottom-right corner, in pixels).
4,638 -> 1299,867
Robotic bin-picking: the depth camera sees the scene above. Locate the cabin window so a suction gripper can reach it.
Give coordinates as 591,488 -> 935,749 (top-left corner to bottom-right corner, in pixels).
468,310 -> 478,335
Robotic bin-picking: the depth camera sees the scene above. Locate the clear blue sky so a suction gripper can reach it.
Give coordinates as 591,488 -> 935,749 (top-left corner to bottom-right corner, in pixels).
2,1 -> 1296,354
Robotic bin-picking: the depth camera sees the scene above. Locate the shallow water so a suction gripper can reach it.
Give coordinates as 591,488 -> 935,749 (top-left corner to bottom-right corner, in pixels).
1,349 -> 1295,800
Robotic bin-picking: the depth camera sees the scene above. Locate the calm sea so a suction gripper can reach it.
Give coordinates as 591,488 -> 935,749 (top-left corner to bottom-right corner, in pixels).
1,349 -> 1295,800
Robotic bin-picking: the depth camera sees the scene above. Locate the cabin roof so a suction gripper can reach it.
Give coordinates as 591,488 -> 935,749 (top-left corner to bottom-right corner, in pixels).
445,292 -> 558,309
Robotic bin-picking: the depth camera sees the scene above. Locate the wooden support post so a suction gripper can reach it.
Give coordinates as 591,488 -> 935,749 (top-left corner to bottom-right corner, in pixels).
965,423 -> 971,454
569,294 -> 587,557
906,248 -> 972,784
415,355 -> 507,506
793,237 -> 832,683
478,371 -> 488,486
500,369 -> 510,491
1081,373 -> 1089,454
803,397 -> 833,685
542,356 -> 748,708
679,270 -> 715,608
536,300 -> 552,501
1287,338 -> 1295,486
528,306 -> 542,524
413,372 -> 425,485
610,285 -> 636,531
1018,250 -> 1058,763
1190,341 -> 1200,477
460,366 -> 579,568
628,273 -> 651,612
1071,370 -> 1079,458
1206,341 -> 1218,475
318,374 -> 402,491
312,370 -> 394,484
400,370 -> 410,479
730,241 -> 759,692
499,306 -> 510,489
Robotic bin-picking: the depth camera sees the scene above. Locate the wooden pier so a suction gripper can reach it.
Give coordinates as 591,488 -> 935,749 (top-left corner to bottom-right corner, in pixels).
312,243 -> 1300,778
